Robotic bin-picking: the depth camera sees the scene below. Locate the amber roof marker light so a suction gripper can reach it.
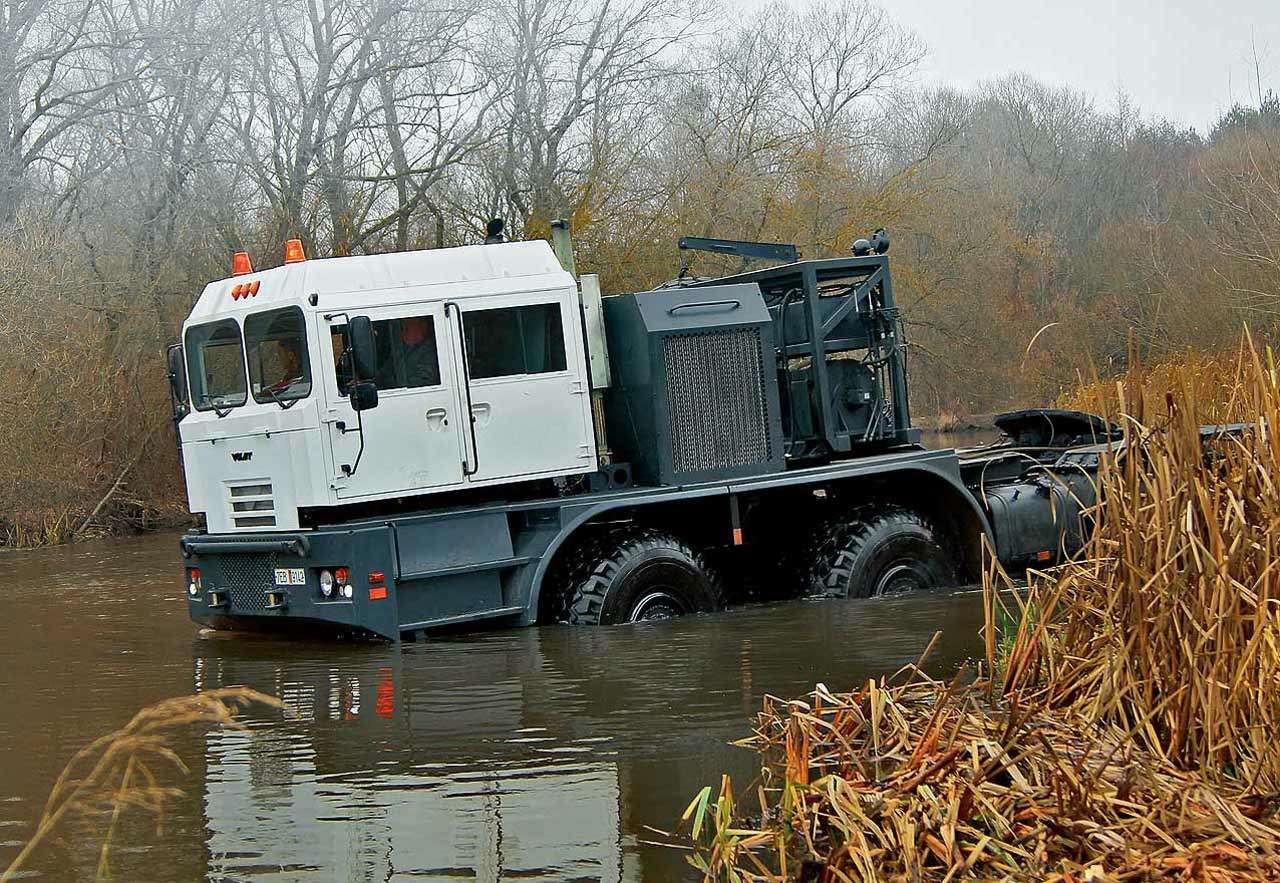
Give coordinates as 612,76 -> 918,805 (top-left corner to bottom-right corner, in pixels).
284,239 -> 306,264
231,251 -> 253,276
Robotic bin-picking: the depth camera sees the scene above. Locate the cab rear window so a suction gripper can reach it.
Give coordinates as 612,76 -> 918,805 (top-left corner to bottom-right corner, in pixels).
185,320 -> 247,412
463,303 -> 566,379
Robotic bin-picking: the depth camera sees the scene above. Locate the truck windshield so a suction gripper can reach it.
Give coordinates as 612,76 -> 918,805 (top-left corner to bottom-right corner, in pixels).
185,319 -> 247,413
246,307 -> 311,405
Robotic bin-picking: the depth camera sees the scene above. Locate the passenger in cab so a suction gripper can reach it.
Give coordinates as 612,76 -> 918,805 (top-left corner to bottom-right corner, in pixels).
265,338 -> 307,397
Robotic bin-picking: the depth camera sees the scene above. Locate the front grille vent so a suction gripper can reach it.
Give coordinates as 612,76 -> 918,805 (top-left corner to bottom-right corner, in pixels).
663,329 -> 772,475
227,481 -> 276,528
222,553 -> 277,612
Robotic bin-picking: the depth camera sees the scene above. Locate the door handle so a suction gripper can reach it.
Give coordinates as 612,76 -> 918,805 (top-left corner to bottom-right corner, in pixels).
470,402 -> 492,427
425,407 -> 449,430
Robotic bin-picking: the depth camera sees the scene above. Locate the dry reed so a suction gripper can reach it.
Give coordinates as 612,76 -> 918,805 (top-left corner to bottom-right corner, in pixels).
676,336 -> 1280,880
1,687 -> 279,883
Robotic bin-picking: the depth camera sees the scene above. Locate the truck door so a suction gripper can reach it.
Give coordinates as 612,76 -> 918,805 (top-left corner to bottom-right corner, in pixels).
324,304 -> 467,500
448,291 -> 595,484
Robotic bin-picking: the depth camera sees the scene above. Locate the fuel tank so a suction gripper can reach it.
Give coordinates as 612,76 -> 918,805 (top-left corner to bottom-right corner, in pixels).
983,469 -> 1095,567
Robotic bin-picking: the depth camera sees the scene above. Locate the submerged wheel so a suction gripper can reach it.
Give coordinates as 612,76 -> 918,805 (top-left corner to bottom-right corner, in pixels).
808,505 -> 956,599
558,527 -> 722,625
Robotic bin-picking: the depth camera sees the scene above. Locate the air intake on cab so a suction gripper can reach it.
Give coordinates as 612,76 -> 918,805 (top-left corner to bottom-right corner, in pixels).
602,284 -> 784,486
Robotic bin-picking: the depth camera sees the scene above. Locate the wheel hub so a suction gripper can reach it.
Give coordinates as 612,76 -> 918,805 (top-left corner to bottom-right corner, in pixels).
629,591 -> 686,622
874,563 -> 932,597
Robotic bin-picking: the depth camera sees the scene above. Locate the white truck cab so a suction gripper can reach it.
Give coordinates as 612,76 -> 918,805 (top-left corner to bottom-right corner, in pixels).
178,240 -> 597,533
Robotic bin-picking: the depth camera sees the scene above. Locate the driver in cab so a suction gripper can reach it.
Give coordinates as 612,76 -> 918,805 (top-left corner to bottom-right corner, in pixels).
377,316 -> 440,389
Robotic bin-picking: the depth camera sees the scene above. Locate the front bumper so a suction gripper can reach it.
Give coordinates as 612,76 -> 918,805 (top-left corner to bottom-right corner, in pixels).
180,527 -> 401,640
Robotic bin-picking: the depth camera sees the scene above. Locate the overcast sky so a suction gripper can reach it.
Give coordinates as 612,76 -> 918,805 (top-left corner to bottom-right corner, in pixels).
753,0 -> 1280,133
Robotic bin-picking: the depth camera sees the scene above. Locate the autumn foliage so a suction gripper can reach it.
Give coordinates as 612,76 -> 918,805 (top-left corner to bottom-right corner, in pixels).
1,0 -> 1278,544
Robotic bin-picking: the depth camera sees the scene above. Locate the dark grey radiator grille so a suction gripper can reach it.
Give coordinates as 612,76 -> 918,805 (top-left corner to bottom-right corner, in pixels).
221,553 -> 277,612
663,329 -> 771,475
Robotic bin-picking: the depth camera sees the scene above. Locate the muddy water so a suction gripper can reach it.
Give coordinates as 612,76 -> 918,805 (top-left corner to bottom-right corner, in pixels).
0,532 -> 984,882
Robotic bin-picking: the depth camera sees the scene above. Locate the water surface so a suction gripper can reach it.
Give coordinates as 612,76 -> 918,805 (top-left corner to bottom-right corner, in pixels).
0,532 -> 984,881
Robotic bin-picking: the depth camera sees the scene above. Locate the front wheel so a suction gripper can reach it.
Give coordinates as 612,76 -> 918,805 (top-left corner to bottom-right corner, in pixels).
558,527 -> 722,625
808,506 -> 956,599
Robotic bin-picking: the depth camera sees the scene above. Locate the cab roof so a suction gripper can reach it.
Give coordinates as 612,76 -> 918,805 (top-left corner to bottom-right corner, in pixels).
186,240 -> 571,323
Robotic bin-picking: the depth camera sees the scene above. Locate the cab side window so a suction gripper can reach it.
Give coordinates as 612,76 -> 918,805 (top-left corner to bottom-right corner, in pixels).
331,315 -> 441,396
463,303 -> 566,380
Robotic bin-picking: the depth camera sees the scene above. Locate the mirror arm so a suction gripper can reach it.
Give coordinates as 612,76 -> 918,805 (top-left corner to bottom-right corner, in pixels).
340,406 -> 366,477
325,312 -> 373,478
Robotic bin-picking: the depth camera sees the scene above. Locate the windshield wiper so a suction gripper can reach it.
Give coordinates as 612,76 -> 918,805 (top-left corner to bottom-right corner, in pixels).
263,386 -> 298,410
200,395 -> 234,418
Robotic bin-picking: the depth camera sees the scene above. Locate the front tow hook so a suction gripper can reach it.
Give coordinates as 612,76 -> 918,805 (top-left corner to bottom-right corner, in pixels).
206,589 -> 229,609
264,589 -> 289,610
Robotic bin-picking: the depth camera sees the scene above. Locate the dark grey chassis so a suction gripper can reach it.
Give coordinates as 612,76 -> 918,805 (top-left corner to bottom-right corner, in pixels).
183,445 -> 992,641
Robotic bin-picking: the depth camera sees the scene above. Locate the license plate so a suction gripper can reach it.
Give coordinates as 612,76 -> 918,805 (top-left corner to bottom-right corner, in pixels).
274,568 -> 306,586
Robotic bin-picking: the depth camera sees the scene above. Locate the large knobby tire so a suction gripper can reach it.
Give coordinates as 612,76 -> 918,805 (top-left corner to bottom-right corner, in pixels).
559,527 -> 722,625
808,505 -> 956,599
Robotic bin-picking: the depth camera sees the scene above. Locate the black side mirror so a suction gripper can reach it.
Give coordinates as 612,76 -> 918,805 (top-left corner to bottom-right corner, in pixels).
350,380 -> 379,412
349,316 -> 377,380
166,343 -> 189,419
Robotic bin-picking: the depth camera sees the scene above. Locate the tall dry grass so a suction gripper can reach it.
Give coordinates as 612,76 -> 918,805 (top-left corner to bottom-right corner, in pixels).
1002,337 -> 1280,788
0,688 -> 279,883
676,336 -> 1280,880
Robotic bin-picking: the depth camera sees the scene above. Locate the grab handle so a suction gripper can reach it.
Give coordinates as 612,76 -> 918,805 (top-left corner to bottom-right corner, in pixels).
667,299 -> 742,315
444,301 -> 480,476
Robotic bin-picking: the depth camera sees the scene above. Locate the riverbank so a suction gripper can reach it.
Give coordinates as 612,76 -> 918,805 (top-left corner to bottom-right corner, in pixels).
0,412 -> 189,550
0,502 -> 190,550
679,339 -> 1280,880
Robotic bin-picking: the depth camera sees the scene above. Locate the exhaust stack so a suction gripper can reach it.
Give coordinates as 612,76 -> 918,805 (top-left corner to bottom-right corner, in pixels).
550,219 -> 578,278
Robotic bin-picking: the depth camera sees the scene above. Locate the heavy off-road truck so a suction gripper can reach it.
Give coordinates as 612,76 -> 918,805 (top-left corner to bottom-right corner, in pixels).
168,225 -> 1107,639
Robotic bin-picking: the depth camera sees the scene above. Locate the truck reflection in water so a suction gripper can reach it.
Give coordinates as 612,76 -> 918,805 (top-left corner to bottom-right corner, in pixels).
193,637 -> 631,882
190,594 -> 983,881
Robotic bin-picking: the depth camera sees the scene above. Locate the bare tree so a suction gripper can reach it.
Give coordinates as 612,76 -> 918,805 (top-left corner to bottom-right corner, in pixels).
220,0 -> 399,253
777,0 -> 925,144
661,19 -> 793,243
218,0 -> 493,256
0,0 -> 146,219
1202,133 -> 1280,315
482,0 -> 698,230
353,6 -> 495,252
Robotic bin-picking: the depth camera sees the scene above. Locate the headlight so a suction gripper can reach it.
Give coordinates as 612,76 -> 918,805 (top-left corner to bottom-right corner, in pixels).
187,568 -> 202,597
319,569 -> 335,598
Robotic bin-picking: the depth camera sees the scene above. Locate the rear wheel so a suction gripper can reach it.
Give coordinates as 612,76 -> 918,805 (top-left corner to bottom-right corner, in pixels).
808,506 -> 955,599
557,527 -> 722,625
